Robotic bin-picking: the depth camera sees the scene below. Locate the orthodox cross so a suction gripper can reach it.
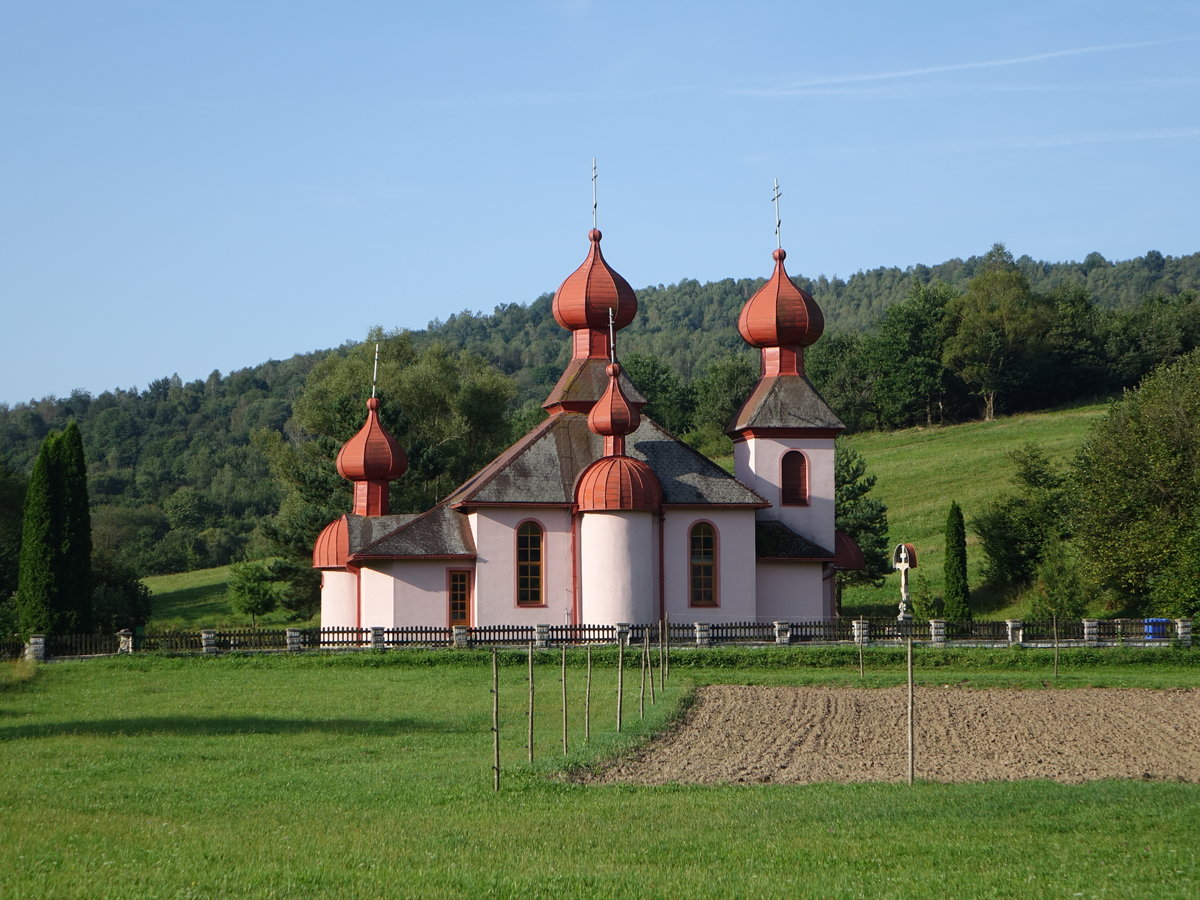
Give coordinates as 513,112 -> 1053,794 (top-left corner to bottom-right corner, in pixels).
772,178 -> 783,249
608,307 -> 616,363
371,342 -> 380,399
592,158 -> 598,230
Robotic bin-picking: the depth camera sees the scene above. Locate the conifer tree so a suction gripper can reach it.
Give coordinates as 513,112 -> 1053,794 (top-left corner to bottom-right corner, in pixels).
14,424 -> 93,636
943,500 -> 971,621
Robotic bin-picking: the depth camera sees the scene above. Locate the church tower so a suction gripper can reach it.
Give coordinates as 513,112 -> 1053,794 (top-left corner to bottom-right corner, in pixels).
728,245 -> 843,552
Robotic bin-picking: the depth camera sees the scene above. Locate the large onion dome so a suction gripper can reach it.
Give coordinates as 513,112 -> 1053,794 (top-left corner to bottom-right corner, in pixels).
336,397 -> 408,482
552,229 -> 638,332
737,248 -> 824,349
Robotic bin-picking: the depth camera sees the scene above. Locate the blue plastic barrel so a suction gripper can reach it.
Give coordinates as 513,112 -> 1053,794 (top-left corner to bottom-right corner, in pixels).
1144,618 -> 1169,640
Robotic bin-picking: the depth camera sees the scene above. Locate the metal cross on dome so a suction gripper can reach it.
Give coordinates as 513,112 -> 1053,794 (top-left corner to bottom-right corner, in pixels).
772,178 -> 782,249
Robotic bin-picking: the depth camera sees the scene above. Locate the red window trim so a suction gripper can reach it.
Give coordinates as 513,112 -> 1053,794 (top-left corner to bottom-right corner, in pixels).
688,520 -> 719,608
781,450 -> 809,506
515,519 -> 547,608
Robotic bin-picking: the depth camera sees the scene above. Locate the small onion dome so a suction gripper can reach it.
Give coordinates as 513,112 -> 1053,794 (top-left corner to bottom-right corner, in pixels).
313,515 -> 350,568
552,229 -> 638,332
575,455 -> 662,512
336,397 -> 408,482
738,248 -> 825,348
588,363 -> 640,437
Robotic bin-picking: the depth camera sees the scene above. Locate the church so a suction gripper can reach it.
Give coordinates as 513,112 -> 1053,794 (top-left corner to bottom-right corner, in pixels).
313,226 -> 864,627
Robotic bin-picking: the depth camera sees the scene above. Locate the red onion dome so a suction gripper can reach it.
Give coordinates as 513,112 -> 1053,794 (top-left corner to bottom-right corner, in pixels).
336,397 -> 408,482
552,229 -> 638,332
588,363 -> 640,437
575,455 -> 662,512
737,248 -> 824,349
313,516 -> 350,568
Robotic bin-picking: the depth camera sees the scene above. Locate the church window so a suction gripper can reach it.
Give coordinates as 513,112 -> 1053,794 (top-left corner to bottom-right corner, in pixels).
516,521 -> 544,606
781,451 -> 809,505
448,570 -> 472,626
689,522 -> 717,607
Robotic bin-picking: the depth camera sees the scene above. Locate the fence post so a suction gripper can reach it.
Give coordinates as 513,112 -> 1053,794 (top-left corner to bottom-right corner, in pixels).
25,634 -> 46,663
286,628 -> 303,652
117,629 -> 134,654
535,623 -> 550,650
370,626 -> 386,651
852,620 -> 870,645
694,621 -> 711,647
1083,618 -> 1100,647
452,625 -> 470,649
1006,619 -> 1024,647
929,619 -> 946,646
616,623 -> 630,648
774,620 -> 791,646
1175,619 -> 1193,648
201,629 -> 218,655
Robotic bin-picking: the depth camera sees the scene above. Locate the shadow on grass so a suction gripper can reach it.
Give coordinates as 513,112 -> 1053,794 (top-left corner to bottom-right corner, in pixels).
0,714 -> 469,741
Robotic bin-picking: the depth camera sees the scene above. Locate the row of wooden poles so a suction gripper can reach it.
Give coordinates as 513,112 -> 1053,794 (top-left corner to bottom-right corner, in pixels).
490,629 -> 672,791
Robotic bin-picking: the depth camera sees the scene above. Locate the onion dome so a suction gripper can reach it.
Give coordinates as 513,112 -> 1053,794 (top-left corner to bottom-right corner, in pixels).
738,248 -> 824,350
588,363 -> 640,442
313,515 -> 350,568
335,397 -> 407,516
575,454 -> 662,512
552,229 -> 638,333
336,397 -> 407,482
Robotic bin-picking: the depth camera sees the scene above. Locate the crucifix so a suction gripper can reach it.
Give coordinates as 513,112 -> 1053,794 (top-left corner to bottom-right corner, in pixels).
893,543 -> 917,622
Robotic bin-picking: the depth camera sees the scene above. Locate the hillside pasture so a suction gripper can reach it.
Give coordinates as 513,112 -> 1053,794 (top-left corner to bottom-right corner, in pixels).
2,650 -> 1198,898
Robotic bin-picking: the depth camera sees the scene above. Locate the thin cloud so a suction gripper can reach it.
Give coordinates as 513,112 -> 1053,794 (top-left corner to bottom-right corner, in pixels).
739,37 -> 1200,96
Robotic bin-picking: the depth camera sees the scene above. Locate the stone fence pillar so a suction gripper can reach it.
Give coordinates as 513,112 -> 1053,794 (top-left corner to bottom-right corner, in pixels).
371,626 -> 386,651
774,621 -> 792,646
286,628 -> 303,652
535,623 -> 551,650
1006,619 -> 1024,646
201,629 -> 218,655
1083,618 -> 1100,646
1176,619 -> 1193,648
25,634 -> 46,663
452,625 -> 470,649
852,620 -> 870,645
117,629 -> 134,654
929,619 -> 946,645
694,622 -> 711,647
616,623 -> 630,648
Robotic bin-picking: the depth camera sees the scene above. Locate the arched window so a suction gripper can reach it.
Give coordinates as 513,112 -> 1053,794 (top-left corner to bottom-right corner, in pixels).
516,521 -> 544,606
781,450 -> 809,506
689,522 -> 717,607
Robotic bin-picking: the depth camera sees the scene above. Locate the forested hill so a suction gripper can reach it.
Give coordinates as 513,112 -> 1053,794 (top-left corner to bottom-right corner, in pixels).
415,247 -> 1200,405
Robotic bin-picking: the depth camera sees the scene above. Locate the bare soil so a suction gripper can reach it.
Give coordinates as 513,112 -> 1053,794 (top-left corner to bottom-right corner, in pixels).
589,685 -> 1200,785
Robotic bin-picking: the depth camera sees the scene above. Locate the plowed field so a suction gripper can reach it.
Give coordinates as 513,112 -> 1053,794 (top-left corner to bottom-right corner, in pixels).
591,685 -> 1200,785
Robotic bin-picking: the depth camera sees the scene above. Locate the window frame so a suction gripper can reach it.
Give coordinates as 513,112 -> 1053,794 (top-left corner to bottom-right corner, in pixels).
515,519 -> 547,608
780,450 -> 810,506
447,568 -> 473,627
688,520 -> 719,608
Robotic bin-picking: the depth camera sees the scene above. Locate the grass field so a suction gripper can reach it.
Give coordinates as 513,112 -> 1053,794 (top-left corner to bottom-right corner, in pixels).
839,402 -> 1109,617
2,648 -> 1197,898
143,564 -> 315,630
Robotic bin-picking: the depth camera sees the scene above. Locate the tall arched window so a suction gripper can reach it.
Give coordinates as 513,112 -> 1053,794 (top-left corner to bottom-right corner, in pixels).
781,450 -> 809,506
516,521 -> 544,606
689,522 -> 717,607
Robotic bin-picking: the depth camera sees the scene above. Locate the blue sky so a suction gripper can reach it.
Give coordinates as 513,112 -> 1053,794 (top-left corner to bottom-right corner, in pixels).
2,1 -> 1198,405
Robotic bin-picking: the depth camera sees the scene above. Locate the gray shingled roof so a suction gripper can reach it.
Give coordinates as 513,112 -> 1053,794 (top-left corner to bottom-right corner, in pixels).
755,520 -> 834,560
543,357 -> 646,410
730,375 -> 844,432
444,412 -> 766,507
356,504 -> 475,559
345,514 -> 418,554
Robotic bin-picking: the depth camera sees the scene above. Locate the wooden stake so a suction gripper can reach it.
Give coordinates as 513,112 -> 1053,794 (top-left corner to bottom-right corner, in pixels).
658,619 -> 665,692
585,645 -> 592,743
664,614 -> 671,686
1053,613 -> 1059,680
906,638 -> 914,786
527,641 -> 534,763
647,630 -> 656,704
616,631 -> 625,733
858,616 -> 864,678
492,648 -> 500,791
561,644 -> 568,755
639,635 -> 647,719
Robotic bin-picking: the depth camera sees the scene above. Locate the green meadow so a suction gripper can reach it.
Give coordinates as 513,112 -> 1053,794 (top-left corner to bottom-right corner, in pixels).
2,649 -> 1197,899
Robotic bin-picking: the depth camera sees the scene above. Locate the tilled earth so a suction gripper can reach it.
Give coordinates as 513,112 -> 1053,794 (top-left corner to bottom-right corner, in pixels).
588,685 -> 1200,785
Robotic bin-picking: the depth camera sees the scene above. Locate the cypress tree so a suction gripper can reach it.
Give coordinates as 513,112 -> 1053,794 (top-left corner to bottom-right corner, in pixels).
943,500 -> 971,621
14,424 -> 93,637
15,433 -> 61,636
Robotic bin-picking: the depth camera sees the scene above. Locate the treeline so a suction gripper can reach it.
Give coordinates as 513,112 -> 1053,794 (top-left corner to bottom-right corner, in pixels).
1,245 -> 1197,587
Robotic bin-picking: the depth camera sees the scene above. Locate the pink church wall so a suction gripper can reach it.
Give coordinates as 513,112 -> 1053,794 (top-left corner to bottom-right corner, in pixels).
579,511 -> 658,625
469,508 -> 574,625
358,560 -> 456,627
754,561 -> 830,621
662,509 -> 757,623
734,436 -> 836,551
320,569 -> 359,628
